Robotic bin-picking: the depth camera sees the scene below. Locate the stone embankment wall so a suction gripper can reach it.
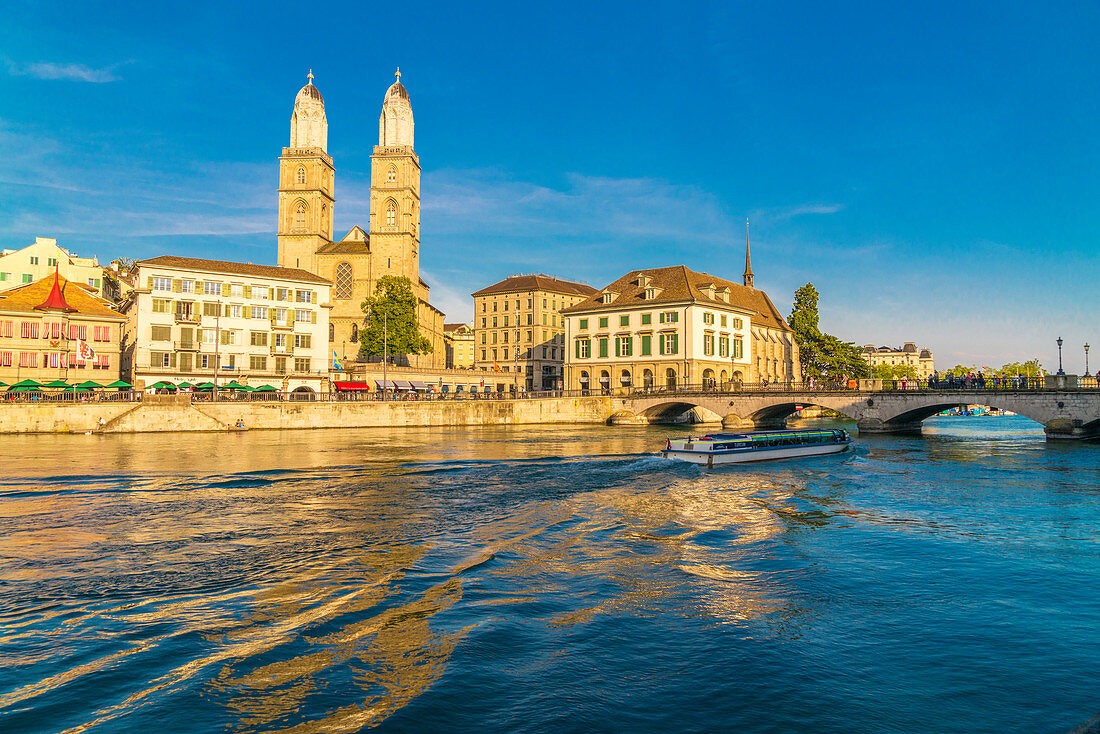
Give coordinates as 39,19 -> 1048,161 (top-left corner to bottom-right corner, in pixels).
0,395 -> 616,434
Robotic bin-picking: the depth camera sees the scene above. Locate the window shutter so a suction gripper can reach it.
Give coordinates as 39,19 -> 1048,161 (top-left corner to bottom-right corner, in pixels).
221,330 -> 229,345
615,338 -> 621,357
172,279 -> 181,293
146,276 -> 153,289
170,352 -> 177,367
244,285 -> 252,298
659,312 -> 665,323
672,333 -> 679,354
242,306 -> 250,319
575,340 -> 580,359
270,309 -> 277,324
311,311 -> 317,324
627,337 -> 633,356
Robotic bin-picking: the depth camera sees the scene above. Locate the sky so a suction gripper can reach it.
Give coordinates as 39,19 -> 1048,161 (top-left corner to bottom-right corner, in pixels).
1,1 -> 1098,371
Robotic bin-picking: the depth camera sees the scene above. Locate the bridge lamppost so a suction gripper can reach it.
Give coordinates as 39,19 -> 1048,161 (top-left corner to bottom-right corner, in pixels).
1086,342 -> 1090,376
1056,336 -> 1065,376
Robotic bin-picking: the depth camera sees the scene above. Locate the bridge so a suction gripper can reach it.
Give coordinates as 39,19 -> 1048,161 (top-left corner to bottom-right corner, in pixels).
609,385 -> 1100,439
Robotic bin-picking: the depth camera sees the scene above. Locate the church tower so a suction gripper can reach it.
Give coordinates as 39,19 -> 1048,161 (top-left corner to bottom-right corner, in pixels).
277,71 -> 335,273
369,68 -> 422,289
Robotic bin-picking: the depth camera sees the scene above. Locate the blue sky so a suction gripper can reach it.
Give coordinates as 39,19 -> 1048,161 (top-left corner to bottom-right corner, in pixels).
1,1 -> 1097,370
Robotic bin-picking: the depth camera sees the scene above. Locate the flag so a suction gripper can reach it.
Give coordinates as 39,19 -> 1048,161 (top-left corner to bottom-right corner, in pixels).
77,339 -> 95,361
493,360 -> 502,372
332,351 -> 342,371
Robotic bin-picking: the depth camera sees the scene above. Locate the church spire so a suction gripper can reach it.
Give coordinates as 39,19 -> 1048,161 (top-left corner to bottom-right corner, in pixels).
742,218 -> 754,288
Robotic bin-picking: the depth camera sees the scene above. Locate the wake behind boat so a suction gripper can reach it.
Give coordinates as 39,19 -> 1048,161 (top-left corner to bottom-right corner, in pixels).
662,428 -> 852,467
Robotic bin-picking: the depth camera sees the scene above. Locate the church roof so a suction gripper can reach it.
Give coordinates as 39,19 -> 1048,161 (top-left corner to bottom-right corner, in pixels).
472,274 -> 597,298
317,241 -> 369,255
561,265 -> 792,332
297,83 -> 324,104
139,256 -> 331,285
0,273 -> 123,319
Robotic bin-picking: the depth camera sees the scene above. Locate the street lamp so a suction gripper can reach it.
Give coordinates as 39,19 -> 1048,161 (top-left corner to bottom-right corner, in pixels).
1086,342 -> 1091,376
1056,336 -> 1064,375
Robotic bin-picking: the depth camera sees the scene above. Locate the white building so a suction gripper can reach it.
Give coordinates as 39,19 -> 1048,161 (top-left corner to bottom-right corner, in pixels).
0,237 -> 121,301
122,256 -> 332,394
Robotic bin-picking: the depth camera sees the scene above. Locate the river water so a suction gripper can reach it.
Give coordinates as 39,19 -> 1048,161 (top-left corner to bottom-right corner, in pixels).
1,416 -> 1098,733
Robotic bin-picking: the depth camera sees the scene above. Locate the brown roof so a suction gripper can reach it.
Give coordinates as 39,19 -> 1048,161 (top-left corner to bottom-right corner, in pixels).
561,265 -> 791,331
0,274 -> 124,319
444,322 -> 471,333
471,274 -> 597,298
139,256 -> 331,285
316,241 -> 369,254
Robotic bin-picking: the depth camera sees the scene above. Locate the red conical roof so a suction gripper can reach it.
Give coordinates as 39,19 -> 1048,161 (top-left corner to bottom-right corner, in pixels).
34,268 -> 76,313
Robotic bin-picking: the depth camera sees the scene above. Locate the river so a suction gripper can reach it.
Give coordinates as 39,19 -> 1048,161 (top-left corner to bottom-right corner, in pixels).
1,416 -> 1098,733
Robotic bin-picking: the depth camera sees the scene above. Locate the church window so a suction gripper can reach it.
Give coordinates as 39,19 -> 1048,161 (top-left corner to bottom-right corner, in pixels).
387,166 -> 397,183
385,200 -> 397,227
328,324 -> 335,342
294,201 -> 308,232
351,324 -> 359,341
334,262 -> 353,300
296,167 -> 306,184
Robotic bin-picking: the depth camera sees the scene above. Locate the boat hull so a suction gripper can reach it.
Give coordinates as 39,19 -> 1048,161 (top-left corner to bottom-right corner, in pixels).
662,441 -> 850,466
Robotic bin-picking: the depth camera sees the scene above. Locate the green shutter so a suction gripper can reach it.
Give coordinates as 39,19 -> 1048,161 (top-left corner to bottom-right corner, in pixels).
626,337 -> 633,356
659,335 -> 665,355
575,340 -> 580,359
671,333 -> 679,354
659,312 -> 665,323
599,338 -> 608,358
615,338 -> 621,357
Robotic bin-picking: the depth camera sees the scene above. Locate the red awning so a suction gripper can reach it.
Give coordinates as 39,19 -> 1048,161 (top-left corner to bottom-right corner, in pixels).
334,381 -> 371,391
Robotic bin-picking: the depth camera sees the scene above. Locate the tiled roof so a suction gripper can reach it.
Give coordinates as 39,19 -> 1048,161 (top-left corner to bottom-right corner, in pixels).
472,274 -> 597,298
316,241 -> 369,254
0,274 -> 124,319
138,256 -> 331,285
444,322 -> 471,333
562,265 -> 792,332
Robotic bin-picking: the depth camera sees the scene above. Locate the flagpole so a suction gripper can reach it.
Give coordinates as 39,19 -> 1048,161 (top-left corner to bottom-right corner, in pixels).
383,311 -> 388,402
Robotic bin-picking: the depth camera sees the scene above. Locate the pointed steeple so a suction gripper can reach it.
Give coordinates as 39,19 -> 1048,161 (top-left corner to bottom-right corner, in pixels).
742,218 -> 754,288
34,266 -> 76,313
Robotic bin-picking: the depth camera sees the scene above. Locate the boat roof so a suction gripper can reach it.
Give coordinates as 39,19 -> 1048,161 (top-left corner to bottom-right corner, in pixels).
698,429 -> 845,440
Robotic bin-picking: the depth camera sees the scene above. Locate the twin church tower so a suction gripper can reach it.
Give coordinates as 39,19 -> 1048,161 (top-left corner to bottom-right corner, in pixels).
276,70 -> 444,368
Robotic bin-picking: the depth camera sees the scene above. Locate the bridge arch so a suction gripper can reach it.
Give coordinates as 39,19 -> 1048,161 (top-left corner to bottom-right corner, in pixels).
749,401 -> 858,429
882,401 -> 1047,429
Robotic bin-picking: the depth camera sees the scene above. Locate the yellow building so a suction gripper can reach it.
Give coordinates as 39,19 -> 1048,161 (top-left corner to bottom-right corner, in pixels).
0,273 -> 125,386
0,237 -> 121,302
860,343 -> 935,379
472,275 -> 597,391
276,70 -> 445,370
563,265 -> 800,391
444,323 -> 475,369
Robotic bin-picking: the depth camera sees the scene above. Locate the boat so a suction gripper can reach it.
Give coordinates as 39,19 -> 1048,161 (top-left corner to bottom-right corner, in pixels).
661,428 -> 852,466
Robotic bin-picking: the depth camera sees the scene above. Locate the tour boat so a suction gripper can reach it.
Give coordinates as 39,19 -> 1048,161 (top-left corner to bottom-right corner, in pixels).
661,428 -> 852,466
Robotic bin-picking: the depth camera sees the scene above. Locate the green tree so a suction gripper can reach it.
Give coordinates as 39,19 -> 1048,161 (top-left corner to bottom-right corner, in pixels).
358,275 -> 433,358
873,363 -> 917,380
788,283 -> 870,380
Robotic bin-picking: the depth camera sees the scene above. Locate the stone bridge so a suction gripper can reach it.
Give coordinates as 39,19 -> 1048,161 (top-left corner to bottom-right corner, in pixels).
610,389 -> 1100,439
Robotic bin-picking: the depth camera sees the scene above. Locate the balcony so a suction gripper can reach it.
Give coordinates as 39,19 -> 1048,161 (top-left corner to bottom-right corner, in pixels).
174,341 -> 199,351
174,312 -> 200,325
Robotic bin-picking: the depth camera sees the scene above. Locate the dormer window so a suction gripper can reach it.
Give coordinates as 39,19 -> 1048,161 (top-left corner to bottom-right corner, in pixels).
601,291 -> 616,304
716,287 -> 730,303
637,274 -> 651,287
699,283 -> 716,299
644,287 -> 656,300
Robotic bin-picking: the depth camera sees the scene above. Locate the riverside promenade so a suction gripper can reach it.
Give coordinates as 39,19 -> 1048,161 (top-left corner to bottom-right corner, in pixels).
2,378 -> 1099,438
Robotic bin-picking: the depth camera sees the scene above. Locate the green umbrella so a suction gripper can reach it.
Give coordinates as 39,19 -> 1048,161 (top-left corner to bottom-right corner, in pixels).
105,380 -> 132,389
8,385 -> 40,392
10,379 -> 41,388
63,385 -> 91,392
221,381 -> 247,390
43,380 -> 70,388
177,381 -> 194,388
150,381 -> 176,389
254,385 -> 278,392
76,380 -> 103,389
0,381 -> 8,388
237,385 -> 255,392
194,382 -> 217,390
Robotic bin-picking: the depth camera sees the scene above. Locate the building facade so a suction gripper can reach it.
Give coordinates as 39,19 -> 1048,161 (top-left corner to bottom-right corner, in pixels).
276,70 -> 445,370
472,275 -> 597,391
0,237 -> 121,302
122,256 -> 331,393
443,323 -> 474,369
0,273 -> 125,385
860,343 -> 935,379
563,265 -> 800,391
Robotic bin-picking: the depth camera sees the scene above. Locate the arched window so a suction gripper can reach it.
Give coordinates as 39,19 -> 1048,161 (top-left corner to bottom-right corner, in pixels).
296,167 -> 306,185
328,323 -> 334,342
334,262 -> 353,300
385,200 -> 397,227
387,165 -> 397,183
294,201 -> 307,232
665,368 -> 677,389
351,324 -> 359,342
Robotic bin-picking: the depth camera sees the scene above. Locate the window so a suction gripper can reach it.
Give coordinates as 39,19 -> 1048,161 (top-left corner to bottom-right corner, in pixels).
294,357 -> 311,372
69,324 -> 87,340
576,339 -> 590,359
526,330 -> 532,342
296,167 -> 306,184
481,349 -> 487,360
201,281 -> 218,296
579,318 -> 588,330
0,273 -> 7,282
328,323 -> 335,342
220,330 -> 238,346
334,262 -> 353,300
202,329 -> 217,344
733,337 -> 744,359
599,317 -> 608,328
228,304 -> 242,318
250,355 -> 267,371
22,274 -> 32,283
503,315 -> 509,327
294,201 -> 307,232
619,315 -> 629,327
387,165 -> 397,183
617,336 -> 633,356
294,334 -> 312,349
275,357 -> 287,374
542,347 -> 547,358
703,312 -> 715,325
275,308 -> 288,324
719,335 -> 729,357
253,286 -> 269,300
152,298 -> 170,313
503,300 -> 509,311
276,288 -> 289,302
493,301 -> 498,312
350,324 -> 358,341
252,306 -> 268,320
598,338 -> 609,358
703,333 -> 715,356
250,331 -> 268,347
175,280 -> 192,294
385,200 -> 397,227
203,302 -> 220,317
153,276 -> 171,291
151,325 -> 171,342
480,333 -> 486,344
295,290 -> 314,303
274,333 -> 287,348
640,334 -> 652,356
641,313 -> 652,325
295,309 -> 311,323
660,333 -> 678,355
720,315 -> 728,327
659,311 -> 679,323
492,332 -> 498,344
29,256 -> 39,265
231,284 -> 244,298
733,318 -> 743,330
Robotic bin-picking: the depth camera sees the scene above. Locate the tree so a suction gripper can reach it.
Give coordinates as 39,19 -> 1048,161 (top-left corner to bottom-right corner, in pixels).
788,283 -> 870,380
358,275 -> 433,358
873,363 -> 918,380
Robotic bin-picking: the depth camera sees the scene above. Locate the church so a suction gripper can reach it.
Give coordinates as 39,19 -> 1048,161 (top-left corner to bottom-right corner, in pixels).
276,70 -> 446,369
